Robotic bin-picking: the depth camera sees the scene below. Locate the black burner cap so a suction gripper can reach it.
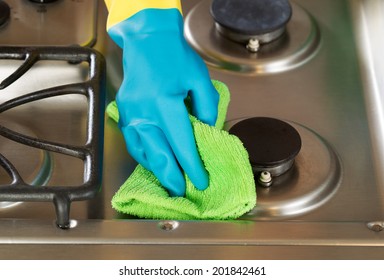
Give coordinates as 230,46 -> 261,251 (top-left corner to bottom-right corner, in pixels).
0,1 -> 10,28
211,0 -> 292,36
229,117 -> 301,168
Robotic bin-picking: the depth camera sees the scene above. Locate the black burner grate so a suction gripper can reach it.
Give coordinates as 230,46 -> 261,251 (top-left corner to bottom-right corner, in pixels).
0,46 -> 105,229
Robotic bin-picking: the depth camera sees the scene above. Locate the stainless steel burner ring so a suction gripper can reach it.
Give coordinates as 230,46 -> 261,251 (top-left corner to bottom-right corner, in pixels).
185,0 -> 321,74
226,118 -> 342,220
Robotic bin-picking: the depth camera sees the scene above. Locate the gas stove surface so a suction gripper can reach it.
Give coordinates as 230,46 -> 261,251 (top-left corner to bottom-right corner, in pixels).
0,0 -> 384,259
0,0 -> 97,47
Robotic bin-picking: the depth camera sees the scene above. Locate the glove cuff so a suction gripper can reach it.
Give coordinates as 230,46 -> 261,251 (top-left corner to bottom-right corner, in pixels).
106,0 -> 182,30
107,8 -> 184,49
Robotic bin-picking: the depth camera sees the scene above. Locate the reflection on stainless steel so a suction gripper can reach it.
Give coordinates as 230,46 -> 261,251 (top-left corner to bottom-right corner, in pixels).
185,0 -> 320,74
0,120 -> 52,187
1,0 -> 384,259
0,0 -> 97,47
350,0 -> 384,192
0,119 -> 53,209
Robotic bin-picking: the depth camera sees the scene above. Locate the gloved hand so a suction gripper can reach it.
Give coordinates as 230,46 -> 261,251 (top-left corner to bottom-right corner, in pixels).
108,8 -> 219,197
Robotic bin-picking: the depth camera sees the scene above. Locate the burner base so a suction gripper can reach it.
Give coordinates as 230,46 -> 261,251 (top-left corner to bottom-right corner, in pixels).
227,118 -> 342,220
185,0 -> 321,74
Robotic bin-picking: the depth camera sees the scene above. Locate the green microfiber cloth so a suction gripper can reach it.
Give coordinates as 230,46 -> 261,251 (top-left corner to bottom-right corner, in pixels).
107,80 -> 256,220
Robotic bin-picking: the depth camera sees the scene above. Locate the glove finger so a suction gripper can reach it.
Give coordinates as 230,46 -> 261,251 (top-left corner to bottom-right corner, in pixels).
136,124 -> 186,197
161,99 -> 209,191
120,125 -> 150,171
188,75 -> 219,127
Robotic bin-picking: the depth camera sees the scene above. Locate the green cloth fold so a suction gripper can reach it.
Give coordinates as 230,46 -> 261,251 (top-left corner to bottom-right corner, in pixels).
107,80 -> 256,220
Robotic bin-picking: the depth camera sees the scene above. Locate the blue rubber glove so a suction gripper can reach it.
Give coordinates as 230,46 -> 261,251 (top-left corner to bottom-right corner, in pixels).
108,9 -> 219,197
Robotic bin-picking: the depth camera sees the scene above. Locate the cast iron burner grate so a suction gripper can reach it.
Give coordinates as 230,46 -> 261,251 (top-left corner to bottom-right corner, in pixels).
0,46 -> 105,229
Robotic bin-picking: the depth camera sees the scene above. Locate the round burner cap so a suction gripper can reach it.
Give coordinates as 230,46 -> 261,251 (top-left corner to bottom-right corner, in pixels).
0,1 -> 10,27
211,0 -> 292,36
229,117 -> 301,175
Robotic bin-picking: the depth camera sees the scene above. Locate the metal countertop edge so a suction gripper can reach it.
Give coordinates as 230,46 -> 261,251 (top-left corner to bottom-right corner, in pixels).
0,219 -> 382,246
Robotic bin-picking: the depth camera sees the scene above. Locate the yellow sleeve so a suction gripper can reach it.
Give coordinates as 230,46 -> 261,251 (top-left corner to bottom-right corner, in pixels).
104,0 -> 182,30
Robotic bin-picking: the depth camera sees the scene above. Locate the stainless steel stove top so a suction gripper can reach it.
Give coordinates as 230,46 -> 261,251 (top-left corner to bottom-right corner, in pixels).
0,0 -> 384,259
0,0 -> 97,47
